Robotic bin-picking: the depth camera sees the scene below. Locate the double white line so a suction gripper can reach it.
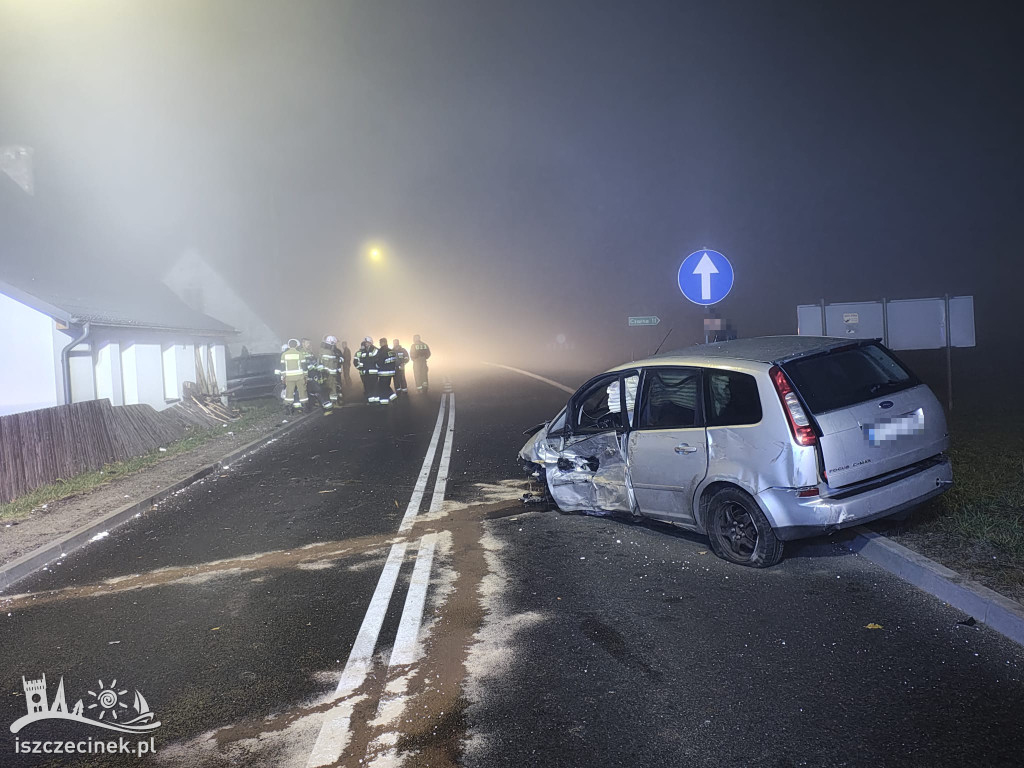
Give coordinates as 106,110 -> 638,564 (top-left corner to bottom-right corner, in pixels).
307,393 -> 455,767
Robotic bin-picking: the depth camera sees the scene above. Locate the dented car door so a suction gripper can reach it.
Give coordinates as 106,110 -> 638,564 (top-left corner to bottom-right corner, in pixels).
626,367 -> 708,527
545,371 -> 638,514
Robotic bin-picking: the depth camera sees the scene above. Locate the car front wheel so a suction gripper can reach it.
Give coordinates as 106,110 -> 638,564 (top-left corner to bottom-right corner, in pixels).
706,487 -> 783,568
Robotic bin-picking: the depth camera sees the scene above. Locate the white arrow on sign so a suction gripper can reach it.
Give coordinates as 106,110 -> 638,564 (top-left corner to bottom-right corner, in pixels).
693,252 -> 719,301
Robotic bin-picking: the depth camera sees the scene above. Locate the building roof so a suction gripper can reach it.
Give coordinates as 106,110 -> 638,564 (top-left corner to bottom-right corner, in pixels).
0,269 -> 237,336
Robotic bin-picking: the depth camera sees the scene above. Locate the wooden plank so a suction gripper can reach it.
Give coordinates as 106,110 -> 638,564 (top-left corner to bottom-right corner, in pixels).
0,413 -> 27,502
49,402 -> 77,481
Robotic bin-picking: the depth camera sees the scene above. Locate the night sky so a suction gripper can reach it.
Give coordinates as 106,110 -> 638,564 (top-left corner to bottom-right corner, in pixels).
1,0 -> 1020,368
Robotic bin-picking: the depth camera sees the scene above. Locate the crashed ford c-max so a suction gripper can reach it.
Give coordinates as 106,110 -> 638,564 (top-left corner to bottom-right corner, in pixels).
518,336 -> 953,567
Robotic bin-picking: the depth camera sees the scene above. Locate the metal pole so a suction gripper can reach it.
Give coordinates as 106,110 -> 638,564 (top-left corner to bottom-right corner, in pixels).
881,297 -> 889,346
944,294 -> 953,412
819,298 -> 827,336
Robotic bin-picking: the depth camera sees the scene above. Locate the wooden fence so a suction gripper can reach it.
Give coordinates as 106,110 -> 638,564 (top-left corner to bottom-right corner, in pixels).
0,399 -> 222,504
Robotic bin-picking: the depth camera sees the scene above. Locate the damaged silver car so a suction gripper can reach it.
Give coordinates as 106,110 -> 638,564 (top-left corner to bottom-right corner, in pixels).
519,336 -> 953,567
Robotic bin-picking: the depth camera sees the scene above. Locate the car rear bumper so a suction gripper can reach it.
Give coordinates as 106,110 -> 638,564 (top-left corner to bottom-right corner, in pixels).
759,454 -> 953,542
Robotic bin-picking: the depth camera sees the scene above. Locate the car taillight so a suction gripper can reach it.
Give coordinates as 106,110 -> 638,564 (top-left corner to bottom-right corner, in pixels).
769,366 -> 817,447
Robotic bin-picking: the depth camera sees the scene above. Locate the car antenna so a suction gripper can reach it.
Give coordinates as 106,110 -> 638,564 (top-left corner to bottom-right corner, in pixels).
652,328 -> 673,356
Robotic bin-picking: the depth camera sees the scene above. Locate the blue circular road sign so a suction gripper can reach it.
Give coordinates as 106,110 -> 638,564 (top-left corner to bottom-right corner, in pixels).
678,249 -> 734,306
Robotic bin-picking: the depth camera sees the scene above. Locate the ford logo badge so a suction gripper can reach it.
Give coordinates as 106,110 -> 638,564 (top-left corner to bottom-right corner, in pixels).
879,400 -> 894,409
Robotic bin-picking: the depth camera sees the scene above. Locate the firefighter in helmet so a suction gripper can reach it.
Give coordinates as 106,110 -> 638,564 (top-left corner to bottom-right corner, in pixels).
278,338 -> 307,411
354,336 -> 379,403
376,337 -> 397,405
410,334 -> 431,392
319,335 -> 343,411
392,338 -> 409,394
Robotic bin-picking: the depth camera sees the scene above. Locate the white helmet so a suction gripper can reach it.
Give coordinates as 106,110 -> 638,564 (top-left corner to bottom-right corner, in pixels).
324,335 -> 338,345
363,336 -> 373,344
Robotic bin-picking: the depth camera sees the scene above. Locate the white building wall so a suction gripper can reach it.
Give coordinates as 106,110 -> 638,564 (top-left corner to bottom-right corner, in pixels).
69,346 -> 96,402
213,343 -> 227,392
175,342 -> 196,393
120,342 -> 164,409
0,292 -> 60,416
95,341 -> 124,405
121,343 -> 139,405
0,297 -> 229,415
162,344 -> 178,400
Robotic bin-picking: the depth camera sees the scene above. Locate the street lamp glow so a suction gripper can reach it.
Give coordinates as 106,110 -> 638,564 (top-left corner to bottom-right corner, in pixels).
370,248 -> 382,263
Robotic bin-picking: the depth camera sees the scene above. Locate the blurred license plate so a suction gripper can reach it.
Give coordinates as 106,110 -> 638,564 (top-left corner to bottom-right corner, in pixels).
864,408 -> 924,446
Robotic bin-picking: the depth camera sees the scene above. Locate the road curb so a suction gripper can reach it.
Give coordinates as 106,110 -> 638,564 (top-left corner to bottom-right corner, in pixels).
801,526 -> 1024,647
0,412 -> 314,593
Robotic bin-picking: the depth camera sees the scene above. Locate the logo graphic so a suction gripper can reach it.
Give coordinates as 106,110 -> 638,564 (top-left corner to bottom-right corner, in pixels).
11,675 -> 161,735
879,400 -> 894,409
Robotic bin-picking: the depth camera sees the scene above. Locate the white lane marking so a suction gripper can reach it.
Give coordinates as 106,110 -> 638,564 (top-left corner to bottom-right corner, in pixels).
308,394 -> 452,766
398,395 -> 448,533
362,414 -> 452,764
306,542 -> 408,767
480,362 -> 575,394
388,533 -> 438,667
426,393 -> 455,519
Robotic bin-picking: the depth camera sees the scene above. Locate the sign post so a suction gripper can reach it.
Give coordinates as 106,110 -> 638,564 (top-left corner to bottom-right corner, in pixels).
679,250 -> 733,344
796,296 -> 975,412
944,294 -> 953,412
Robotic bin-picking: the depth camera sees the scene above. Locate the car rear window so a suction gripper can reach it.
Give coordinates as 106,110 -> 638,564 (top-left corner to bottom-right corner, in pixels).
782,344 -> 919,414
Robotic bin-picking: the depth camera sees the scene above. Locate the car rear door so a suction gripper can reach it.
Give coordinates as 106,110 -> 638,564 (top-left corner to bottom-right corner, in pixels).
781,343 -> 949,488
626,367 -> 708,526
545,370 -> 639,514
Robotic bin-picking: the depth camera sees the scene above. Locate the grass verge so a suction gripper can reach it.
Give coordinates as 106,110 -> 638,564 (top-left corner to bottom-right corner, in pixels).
0,399 -> 281,524
900,406 -> 1024,596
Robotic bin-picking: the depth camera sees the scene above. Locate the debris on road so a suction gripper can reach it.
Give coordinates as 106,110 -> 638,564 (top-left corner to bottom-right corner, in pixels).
866,623 -> 884,630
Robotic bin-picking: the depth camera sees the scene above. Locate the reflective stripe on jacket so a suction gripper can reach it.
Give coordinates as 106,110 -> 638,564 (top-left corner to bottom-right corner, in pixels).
281,348 -> 305,376
375,347 -> 397,375
319,347 -> 340,374
355,348 -> 378,374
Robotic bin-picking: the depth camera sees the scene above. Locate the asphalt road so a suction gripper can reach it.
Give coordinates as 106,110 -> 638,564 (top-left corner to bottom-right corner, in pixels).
2,366 -> 1023,768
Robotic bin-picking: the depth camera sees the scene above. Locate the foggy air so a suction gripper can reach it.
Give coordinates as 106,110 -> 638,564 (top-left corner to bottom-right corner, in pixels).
2,2 -> 1023,767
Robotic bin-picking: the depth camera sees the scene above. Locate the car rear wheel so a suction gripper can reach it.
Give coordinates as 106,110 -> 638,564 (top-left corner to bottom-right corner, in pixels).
706,488 -> 783,568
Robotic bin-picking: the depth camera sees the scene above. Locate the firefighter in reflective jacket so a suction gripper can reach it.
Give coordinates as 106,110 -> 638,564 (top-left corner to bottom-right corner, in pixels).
318,335 -> 343,411
300,338 -> 317,369
277,338 -> 307,411
375,338 -> 397,405
410,335 -> 431,392
392,338 -> 409,393
354,337 -> 379,403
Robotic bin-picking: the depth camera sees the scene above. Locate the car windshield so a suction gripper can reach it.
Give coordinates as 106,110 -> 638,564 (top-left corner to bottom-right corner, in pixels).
782,343 -> 918,414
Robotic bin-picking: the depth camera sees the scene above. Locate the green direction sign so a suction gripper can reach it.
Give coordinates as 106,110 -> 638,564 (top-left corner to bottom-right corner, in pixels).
628,316 -> 661,327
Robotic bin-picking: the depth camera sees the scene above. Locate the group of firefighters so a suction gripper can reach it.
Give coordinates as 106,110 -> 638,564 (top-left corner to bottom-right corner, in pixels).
277,335 -> 431,412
